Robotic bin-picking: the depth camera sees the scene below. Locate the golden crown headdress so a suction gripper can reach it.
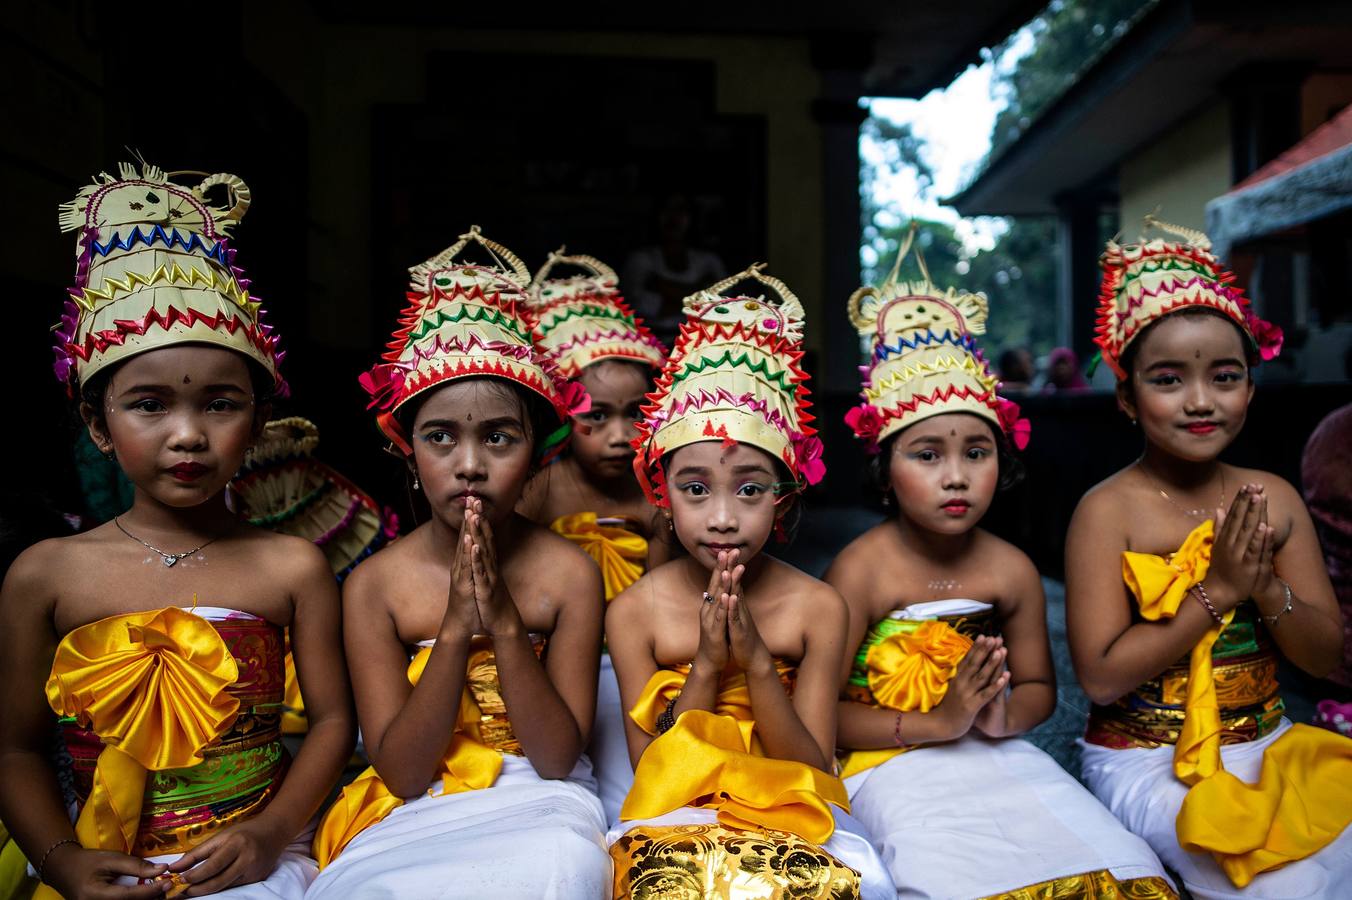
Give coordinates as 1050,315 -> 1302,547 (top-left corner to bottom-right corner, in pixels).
54,160 -> 283,394
846,225 -> 1027,450
1093,216 -> 1282,379
359,226 -> 586,455
525,248 -> 666,379
632,263 -> 822,507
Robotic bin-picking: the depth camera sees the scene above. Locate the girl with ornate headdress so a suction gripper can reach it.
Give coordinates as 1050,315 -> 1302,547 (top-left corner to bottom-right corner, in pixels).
517,248 -> 670,825
304,227 -> 611,897
0,162 -> 356,898
606,265 -> 892,899
831,229 -> 1175,899
1067,218 -> 1352,898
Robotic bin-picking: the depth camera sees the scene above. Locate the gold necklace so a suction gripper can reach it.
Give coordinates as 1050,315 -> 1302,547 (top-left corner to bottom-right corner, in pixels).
1138,463 -> 1227,520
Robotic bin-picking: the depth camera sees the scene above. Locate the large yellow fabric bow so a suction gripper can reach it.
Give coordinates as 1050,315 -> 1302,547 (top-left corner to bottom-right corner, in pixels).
551,512 -> 647,602
314,646 -> 502,868
621,668 -> 847,845
45,608 -> 241,855
840,620 -> 971,779
1122,520 -> 1352,886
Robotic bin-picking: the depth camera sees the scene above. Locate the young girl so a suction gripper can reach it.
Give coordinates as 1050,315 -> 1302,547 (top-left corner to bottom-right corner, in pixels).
606,266 -> 892,899
1067,219 -> 1352,898
0,162 -> 355,899
304,228 -> 611,897
518,248 -> 668,824
832,237 -> 1175,898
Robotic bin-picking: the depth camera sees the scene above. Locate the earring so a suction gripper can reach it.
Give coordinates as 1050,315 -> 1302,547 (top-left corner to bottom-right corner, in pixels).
666,515 -> 674,533
881,492 -> 893,509
412,474 -> 421,490
103,448 -> 116,462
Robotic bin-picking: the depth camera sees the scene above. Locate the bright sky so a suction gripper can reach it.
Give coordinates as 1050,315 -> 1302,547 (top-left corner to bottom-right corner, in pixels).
861,28 -> 1036,260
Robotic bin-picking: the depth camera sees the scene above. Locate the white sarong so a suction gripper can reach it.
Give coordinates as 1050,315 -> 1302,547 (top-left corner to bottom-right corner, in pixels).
590,652 -> 635,826
306,755 -> 610,899
1081,719 -> 1352,899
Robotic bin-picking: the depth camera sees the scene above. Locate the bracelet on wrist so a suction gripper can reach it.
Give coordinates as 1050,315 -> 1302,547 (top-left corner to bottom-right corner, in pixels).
36,837 -> 79,883
1261,579 -> 1294,627
656,695 -> 679,734
1190,582 -> 1225,626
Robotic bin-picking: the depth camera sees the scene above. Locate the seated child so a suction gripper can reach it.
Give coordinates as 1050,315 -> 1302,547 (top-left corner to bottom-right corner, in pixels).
1067,218 -> 1352,898
606,265 -> 893,899
832,232 -> 1174,898
0,161 -> 355,898
304,227 -> 611,898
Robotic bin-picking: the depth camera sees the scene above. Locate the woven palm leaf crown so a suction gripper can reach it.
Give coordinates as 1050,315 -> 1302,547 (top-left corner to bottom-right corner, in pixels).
525,248 -> 666,379
53,160 -> 284,395
632,263 -> 823,507
846,225 -> 1026,450
359,226 -> 583,455
1094,216 -> 1282,380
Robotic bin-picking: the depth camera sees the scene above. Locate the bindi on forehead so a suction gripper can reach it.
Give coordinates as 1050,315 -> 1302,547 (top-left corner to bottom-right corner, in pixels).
183,375 -> 191,384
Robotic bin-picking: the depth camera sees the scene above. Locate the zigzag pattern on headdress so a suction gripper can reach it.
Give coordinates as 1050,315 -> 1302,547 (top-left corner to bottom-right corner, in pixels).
399,354 -> 554,400
876,383 -> 999,426
386,291 -> 534,353
551,327 -> 660,353
536,303 -> 635,328
89,226 -> 229,264
864,354 -> 998,401
643,387 -> 799,434
671,349 -> 795,392
73,262 -> 252,314
873,329 -> 980,362
63,305 -> 280,362
403,332 -> 536,366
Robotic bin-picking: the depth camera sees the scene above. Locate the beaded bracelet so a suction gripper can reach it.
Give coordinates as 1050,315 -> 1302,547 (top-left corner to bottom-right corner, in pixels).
892,711 -> 907,748
36,838 -> 79,883
1190,583 -> 1225,625
656,695 -> 679,734
1262,579 -> 1295,627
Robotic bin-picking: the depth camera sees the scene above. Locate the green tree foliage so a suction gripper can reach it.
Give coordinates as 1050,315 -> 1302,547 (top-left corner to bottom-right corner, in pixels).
990,0 -> 1157,158
870,218 -> 1060,359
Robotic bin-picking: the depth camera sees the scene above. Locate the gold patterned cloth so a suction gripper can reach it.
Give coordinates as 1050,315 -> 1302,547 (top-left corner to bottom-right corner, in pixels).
49,607 -> 286,858
314,635 -> 544,867
1093,520 -> 1352,887
974,870 -> 1176,899
550,512 -> 647,602
610,822 -> 861,900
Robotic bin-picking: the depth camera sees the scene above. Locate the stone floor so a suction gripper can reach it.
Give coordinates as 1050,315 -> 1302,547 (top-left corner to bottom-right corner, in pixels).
782,505 -> 1320,779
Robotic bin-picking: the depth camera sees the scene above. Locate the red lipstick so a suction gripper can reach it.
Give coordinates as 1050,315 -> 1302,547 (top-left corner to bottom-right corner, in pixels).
168,462 -> 208,482
1185,422 -> 1219,435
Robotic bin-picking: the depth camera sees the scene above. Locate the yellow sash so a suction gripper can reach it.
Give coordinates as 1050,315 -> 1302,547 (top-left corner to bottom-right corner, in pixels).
550,512 -> 647,602
619,667 -> 848,845
45,608 -> 240,856
840,619 -> 971,778
1123,520 -> 1352,887
313,646 -> 502,868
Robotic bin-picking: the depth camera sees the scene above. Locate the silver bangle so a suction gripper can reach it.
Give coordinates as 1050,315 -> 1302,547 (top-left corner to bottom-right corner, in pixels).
1261,579 -> 1294,626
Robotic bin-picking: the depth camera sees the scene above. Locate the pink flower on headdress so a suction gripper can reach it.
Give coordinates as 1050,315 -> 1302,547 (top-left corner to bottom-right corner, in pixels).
844,404 -> 885,452
792,434 -> 826,486
995,397 -> 1031,450
358,363 -> 406,411
1245,312 -> 1284,361
558,380 -> 591,416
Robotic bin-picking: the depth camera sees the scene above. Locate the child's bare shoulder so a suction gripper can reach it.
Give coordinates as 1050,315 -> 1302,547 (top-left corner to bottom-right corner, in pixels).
1071,469 -> 1136,528
973,529 -> 1038,580
767,558 -> 847,613
243,527 -> 331,581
